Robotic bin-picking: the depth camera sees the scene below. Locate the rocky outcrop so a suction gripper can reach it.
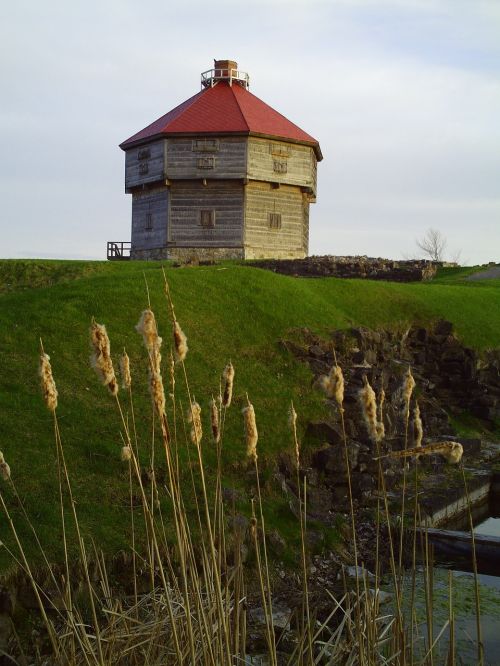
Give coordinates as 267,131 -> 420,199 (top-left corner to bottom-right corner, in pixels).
250,255 -> 438,282
278,321 -> 499,517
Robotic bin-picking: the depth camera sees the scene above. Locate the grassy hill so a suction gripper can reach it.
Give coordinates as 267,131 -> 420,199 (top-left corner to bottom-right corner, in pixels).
0,259 -> 499,568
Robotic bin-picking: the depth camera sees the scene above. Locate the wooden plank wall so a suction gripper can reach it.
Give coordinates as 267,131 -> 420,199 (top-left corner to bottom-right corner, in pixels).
131,186 -> 169,250
169,181 -> 244,247
166,137 -> 247,180
125,139 -> 166,190
247,138 -> 316,195
244,182 -> 307,259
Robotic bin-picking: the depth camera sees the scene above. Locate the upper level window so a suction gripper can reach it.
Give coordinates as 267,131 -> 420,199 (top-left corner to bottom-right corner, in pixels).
269,143 -> 290,158
197,156 -> 215,169
200,209 -> 215,229
273,160 -> 287,174
192,139 -> 220,153
138,147 -> 151,160
269,212 -> 282,230
139,162 -> 149,175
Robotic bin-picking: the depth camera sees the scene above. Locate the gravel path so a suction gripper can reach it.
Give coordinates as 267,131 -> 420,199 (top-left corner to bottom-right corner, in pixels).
465,265 -> 500,281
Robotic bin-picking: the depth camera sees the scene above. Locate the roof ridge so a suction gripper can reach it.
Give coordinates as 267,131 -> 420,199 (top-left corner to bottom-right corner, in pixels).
225,83 -> 250,132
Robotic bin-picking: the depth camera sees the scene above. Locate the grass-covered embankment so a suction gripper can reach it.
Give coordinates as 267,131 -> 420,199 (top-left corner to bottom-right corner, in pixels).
0,259 -> 499,567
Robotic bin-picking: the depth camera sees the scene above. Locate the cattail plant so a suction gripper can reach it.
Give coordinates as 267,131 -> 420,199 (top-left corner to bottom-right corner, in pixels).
90,319 -> 118,396
210,397 -> 220,444
319,364 -> 344,408
359,376 -> 380,443
243,400 -> 258,463
413,402 -> 423,449
376,387 -> 386,442
173,320 -> 188,363
136,310 -> 167,420
188,401 -> 202,447
39,351 -> 58,411
121,446 -> 132,462
0,452 -> 11,481
120,349 -> 132,390
222,362 -> 235,408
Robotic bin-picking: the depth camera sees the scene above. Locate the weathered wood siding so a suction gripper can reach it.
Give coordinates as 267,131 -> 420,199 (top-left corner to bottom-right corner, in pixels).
243,181 -> 307,259
166,137 -> 247,180
125,140 -> 166,190
131,186 -> 169,250
247,138 -> 316,195
169,181 -> 244,247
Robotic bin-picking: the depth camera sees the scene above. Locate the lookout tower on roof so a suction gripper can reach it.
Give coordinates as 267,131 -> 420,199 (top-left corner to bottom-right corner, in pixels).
111,59 -> 322,262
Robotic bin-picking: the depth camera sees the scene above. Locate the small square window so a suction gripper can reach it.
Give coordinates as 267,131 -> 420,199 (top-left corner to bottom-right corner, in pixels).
192,139 -> 220,152
145,213 -> 153,230
273,160 -> 287,174
269,143 -> 290,157
139,162 -> 149,175
269,212 -> 282,230
200,210 -> 215,229
197,156 -> 215,169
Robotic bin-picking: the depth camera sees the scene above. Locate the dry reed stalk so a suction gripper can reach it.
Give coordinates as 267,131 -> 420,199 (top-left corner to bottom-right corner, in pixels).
168,350 -> 175,396
289,403 -> 314,665
382,441 -> 463,465
222,362 -> 235,408
210,397 -> 220,444
119,350 -> 132,389
90,319 -> 118,396
39,351 -> 58,411
188,400 -> 202,447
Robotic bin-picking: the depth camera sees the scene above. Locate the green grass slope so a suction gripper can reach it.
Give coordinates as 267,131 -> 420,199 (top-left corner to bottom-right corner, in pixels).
0,260 -> 499,567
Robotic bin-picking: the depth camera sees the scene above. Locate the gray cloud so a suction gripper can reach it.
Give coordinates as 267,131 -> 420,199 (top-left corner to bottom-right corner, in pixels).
0,0 -> 499,263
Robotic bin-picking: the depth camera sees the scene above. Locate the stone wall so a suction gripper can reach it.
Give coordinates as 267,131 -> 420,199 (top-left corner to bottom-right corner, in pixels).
130,246 -> 244,261
251,255 -> 438,281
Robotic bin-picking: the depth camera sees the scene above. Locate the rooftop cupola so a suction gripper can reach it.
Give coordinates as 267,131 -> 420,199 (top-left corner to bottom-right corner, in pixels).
201,59 -> 250,89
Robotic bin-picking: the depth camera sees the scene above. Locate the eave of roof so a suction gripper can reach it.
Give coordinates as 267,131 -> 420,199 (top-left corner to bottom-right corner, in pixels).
120,81 -> 322,160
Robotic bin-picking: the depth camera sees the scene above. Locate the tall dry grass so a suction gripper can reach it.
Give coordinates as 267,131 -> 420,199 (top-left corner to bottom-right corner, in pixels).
0,283 -> 487,665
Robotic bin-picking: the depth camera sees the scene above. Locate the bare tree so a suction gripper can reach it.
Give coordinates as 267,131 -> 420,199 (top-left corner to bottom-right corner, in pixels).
415,228 -> 447,262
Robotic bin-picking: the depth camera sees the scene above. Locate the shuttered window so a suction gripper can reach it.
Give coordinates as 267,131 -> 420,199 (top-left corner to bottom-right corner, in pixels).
273,160 -> 287,174
268,213 -> 282,230
197,156 -> 215,169
145,213 -> 153,230
200,210 -> 215,229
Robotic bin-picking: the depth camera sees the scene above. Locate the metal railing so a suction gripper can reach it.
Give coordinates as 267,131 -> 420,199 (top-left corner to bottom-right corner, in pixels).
107,241 -> 131,261
201,68 -> 250,89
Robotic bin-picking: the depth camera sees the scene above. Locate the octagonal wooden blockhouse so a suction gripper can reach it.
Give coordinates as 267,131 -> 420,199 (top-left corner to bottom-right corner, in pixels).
118,60 -> 322,262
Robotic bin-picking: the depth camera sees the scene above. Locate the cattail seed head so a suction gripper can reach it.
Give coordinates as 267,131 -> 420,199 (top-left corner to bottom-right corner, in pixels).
136,310 -> 158,352
243,400 -> 258,463
188,401 -> 202,446
120,350 -> 132,390
0,452 -> 11,481
376,387 -> 386,441
250,516 -> 258,540
121,446 -> 132,462
150,372 -> 166,418
90,321 -> 118,396
289,403 -> 300,467
173,321 -> 188,363
222,362 -> 235,408
359,376 -> 379,443
210,398 -> 220,444
413,402 -> 423,448
319,365 -> 344,408
169,351 -> 175,394
39,352 -> 58,411
402,367 -> 416,413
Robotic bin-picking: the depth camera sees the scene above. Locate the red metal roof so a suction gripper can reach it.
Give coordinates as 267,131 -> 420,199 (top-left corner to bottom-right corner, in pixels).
120,82 -> 321,158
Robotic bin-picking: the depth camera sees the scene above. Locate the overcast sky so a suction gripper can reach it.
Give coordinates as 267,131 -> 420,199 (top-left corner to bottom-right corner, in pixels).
1,0 -> 499,264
